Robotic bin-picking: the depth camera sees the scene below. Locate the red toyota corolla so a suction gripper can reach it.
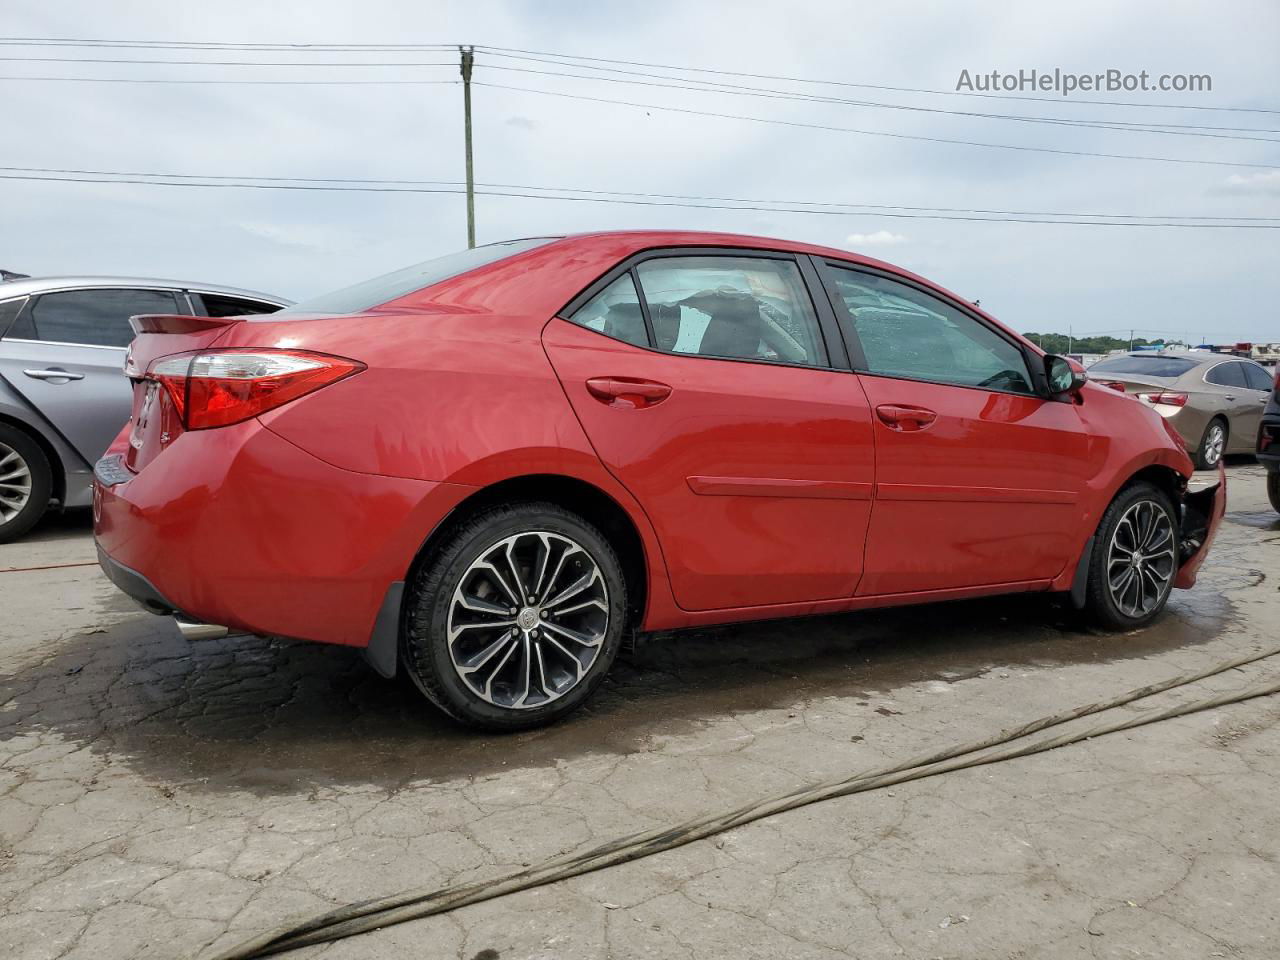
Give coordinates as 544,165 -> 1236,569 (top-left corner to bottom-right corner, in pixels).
94,231 -> 1225,728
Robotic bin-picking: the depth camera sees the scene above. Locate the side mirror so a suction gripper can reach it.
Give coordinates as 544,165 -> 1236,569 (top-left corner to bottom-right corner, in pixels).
1045,354 -> 1086,397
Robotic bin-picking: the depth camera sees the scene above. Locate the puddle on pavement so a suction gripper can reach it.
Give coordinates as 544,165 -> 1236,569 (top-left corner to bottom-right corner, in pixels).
0,576 -> 1235,795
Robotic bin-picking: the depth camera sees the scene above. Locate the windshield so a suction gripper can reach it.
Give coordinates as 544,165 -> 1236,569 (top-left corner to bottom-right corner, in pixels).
1088,355 -> 1198,378
278,238 -> 556,315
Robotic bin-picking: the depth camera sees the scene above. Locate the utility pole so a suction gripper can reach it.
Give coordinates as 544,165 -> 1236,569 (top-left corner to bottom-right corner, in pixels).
1067,325 -> 1073,355
1129,328 -> 1135,351
459,45 -> 476,248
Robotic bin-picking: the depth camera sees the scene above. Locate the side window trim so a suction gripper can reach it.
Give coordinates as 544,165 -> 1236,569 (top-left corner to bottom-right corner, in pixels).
815,259 -> 1042,396
559,246 -> 849,372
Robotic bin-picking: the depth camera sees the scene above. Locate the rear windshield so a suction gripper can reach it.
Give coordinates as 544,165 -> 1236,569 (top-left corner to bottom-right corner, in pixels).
278,238 -> 556,315
1088,355 -> 1199,378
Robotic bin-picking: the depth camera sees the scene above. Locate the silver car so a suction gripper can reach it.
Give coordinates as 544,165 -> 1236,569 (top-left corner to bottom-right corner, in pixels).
0,276 -> 289,541
1087,351 -> 1274,468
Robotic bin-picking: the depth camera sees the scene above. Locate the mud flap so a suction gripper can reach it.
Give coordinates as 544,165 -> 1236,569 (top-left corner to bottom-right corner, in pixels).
1069,536 -> 1095,609
363,581 -> 404,679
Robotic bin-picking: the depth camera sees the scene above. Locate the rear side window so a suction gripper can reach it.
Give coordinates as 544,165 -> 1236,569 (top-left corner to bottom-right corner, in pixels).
1089,355 -> 1198,378
29,288 -> 181,347
280,238 -> 555,315
0,298 -> 25,338
197,293 -> 282,318
633,256 -> 828,367
1243,363 -> 1274,391
824,265 -> 1033,394
566,274 -> 648,348
1205,362 -> 1248,388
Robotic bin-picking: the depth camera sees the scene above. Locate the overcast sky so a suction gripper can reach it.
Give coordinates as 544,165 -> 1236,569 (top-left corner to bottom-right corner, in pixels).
3,0 -> 1278,342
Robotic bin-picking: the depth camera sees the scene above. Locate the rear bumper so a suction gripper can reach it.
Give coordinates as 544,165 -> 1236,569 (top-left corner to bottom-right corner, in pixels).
93,419 -> 475,649
1173,463 -> 1226,590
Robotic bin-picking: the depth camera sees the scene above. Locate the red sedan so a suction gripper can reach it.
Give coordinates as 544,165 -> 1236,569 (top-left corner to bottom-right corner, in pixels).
94,231 -> 1225,729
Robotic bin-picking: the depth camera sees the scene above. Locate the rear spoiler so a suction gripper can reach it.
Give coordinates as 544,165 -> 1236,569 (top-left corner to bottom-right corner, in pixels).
129,313 -> 243,335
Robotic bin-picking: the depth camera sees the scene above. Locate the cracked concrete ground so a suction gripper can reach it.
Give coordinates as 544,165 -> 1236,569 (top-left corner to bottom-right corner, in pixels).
2,462 -> 1278,959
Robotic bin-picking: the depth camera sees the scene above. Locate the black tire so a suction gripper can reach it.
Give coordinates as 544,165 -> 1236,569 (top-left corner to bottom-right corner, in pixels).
1195,417 -> 1228,470
1082,481 -> 1180,630
402,501 -> 627,730
0,424 -> 52,544
1268,472 -> 1280,515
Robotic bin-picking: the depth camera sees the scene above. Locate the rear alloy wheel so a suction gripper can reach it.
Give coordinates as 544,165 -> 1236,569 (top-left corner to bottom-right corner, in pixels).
0,425 -> 52,544
1083,482 -> 1179,629
403,502 -> 627,730
1196,418 -> 1227,470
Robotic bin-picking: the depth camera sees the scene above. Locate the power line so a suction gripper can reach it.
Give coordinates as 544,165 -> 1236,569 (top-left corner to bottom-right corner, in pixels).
3,165 -> 1274,222
2,170 -> 1276,228
0,56 -> 458,66
475,51 -> 1280,137
473,63 -> 1280,144
0,76 -> 459,85
478,44 -> 1280,116
474,82 -> 1280,169
3,49 -> 1276,142
1,36 -> 1274,115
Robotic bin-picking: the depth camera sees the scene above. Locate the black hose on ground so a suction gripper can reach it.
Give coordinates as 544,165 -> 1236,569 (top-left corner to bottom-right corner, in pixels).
210,643 -> 1280,959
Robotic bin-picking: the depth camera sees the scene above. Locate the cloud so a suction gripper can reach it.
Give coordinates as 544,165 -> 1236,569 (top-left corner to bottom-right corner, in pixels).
505,115 -> 536,131
1221,170 -> 1280,196
845,230 -> 909,247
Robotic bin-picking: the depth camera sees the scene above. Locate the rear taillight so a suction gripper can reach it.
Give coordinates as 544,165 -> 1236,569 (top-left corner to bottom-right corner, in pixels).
1137,391 -> 1189,408
147,349 -> 364,429
1099,380 -> 1127,393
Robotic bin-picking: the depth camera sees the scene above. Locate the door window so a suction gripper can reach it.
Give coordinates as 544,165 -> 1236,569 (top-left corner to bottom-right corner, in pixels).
823,266 -> 1033,394
1205,362 -> 1248,388
633,256 -> 828,367
196,293 -> 282,318
28,289 -> 181,347
565,273 -> 648,348
1242,363 -> 1274,392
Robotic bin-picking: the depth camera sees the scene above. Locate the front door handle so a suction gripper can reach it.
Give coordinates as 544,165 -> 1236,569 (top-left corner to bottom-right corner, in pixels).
875,403 -> 937,431
23,368 -> 85,382
585,377 -> 672,409
1223,394 -> 1236,401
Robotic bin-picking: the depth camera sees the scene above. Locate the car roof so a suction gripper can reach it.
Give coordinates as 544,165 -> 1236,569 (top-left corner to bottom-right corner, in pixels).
0,275 -> 291,305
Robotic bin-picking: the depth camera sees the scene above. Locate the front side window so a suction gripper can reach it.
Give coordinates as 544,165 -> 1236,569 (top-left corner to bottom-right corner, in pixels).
1205,362 -> 1247,388
825,266 -> 1033,394
566,274 -> 648,348
29,288 -> 180,347
633,256 -> 828,367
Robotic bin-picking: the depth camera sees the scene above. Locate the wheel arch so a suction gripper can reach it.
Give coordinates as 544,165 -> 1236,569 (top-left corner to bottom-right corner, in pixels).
406,473 -> 651,634
0,410 -> 65,504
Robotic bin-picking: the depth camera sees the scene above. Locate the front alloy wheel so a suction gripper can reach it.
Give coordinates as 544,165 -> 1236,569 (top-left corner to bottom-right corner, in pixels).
1106,499 -> 1177,618
1083,481 -> 1179,629
403,502 -> 627,730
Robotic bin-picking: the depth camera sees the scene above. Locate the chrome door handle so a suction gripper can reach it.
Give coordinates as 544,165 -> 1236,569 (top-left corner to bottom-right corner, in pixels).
1223,394 -> 1236,401
23,368 -> 85,381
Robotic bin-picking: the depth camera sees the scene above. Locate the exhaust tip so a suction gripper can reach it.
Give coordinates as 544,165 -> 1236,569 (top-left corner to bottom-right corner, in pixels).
174,617 -> 229,641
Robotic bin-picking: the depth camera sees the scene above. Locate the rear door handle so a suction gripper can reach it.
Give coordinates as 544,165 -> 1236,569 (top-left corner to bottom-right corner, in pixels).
1223,394 -> 1236,401
585,377 -> 672,409
875,403 -> 937,431
23,368 -> 85,382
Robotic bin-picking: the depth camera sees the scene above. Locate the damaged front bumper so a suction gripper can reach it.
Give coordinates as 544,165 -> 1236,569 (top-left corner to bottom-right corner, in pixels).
1173,463 -> 1227,590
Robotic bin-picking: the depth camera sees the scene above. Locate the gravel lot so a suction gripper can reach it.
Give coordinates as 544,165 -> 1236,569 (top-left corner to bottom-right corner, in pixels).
2,462 -> 1277,959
